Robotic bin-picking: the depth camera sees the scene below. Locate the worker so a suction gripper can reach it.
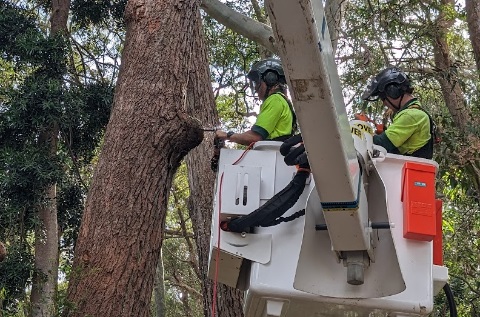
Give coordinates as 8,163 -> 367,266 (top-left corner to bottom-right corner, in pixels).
215,58 -> 296,146
362,66 -> 436,159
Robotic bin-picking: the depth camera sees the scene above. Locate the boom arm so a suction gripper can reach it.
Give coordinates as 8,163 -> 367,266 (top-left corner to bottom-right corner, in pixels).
266,1 -> 373,276
266,0 -> 358,206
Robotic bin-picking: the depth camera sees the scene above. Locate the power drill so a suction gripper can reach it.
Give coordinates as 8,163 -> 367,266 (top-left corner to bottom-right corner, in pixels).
211,136 -> 225,172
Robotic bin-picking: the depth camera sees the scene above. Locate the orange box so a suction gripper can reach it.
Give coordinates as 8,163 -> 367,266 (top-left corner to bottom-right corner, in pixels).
401,162 -> 436,241
433,199 -> 443,265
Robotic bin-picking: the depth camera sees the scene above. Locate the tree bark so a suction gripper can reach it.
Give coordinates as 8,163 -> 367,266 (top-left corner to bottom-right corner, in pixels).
250,0 -> 272,59
185,11 -> 244,317
465,0 -> 480,74
30,177 -> 59,317
29,0 -> 69,314
325,0 -> 347,53
64,1 -> 204,316
432,8 -> 471,132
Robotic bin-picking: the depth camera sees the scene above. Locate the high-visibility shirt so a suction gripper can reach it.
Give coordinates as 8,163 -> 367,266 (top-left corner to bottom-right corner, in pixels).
374,99 -> 431,156
252,93 -> 294,140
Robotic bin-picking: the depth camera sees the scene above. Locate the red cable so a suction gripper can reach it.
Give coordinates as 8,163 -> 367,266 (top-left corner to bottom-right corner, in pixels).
232,142 -> 254,165
212,172 -> 224,317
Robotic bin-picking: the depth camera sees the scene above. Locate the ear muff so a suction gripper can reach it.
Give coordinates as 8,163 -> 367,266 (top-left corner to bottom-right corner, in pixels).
263,71 -> 279,86
385,84 -> 403,99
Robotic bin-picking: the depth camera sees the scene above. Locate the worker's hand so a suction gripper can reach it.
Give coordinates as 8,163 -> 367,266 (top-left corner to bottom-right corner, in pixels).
354,112 -> 370,122
280,134 -> 310,169
211,135 -> 225,172
215,130 -> 228,140
374,123 -> 384,134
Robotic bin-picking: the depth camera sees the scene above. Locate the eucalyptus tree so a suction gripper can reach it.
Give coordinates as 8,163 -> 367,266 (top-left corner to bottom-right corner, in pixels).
0,0 -> 115,315
0,1 -> 68,314
465,0 -> 480,73
64,0 -> 208,315
29,0 -> 70,313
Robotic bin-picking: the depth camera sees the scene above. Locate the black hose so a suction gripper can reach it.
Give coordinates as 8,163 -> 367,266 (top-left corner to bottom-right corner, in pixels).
224,171 -> 309,233
443,283 -> 457,317
315,222 -> 391,231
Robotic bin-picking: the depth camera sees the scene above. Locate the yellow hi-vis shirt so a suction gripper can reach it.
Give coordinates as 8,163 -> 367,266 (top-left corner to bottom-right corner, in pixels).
251,93 -> 293,140
374,99 -> 431,155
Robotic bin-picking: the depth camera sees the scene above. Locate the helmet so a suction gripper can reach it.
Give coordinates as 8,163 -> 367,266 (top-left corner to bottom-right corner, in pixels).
247,58 -> 286,86
362,67 -> 412,101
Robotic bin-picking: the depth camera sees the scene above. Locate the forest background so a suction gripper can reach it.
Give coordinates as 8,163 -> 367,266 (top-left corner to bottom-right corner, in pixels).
0,0 -> 479,316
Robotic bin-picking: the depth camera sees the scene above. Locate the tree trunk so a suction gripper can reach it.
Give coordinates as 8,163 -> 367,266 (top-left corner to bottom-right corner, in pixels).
432,30 -> 471,132
465,0 -> 480,73
431,0 -> 480,195
185,11 -> 244,317
30,0 -> 69,314
30,172 -> 59,317
325,0 -> 346,54
250,0 -> 272,59
153,249 -> 166,317
64,1 -> 204,316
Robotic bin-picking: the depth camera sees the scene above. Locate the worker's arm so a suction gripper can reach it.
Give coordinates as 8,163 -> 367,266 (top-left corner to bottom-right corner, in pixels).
215,94 -> 286,146
373,133 -> 399,154
215,130 -> 263,146
373,111 -> 419,154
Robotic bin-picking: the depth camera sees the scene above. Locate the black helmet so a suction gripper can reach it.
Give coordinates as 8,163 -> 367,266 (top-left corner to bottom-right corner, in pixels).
362,67 -> 412,101
247,58 -> 286,86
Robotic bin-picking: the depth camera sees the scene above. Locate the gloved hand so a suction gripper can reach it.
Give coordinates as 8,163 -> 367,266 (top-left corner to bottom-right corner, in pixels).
355,112 -> 384,134
211,136 -> 225,172
374,123 -> 384,134
354,112 -> 370,122
280,134 -> 310,169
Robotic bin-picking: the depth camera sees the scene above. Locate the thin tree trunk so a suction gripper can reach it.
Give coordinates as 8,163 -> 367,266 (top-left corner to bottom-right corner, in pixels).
465,0 -> 480,74
431,0 -> 480,196
30,173 -> 59,317
250,0 -> 272,58
432,32 -> 471,131
325,0 -> 346,54
185,10 -> 244,317
64,0 -> 204,316
153,249 -> 166,317
29,0 -> 69,313
181,293 -> 193,317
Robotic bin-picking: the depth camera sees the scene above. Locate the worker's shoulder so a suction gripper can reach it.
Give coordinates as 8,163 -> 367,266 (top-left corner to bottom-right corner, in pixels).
266,92 -> 289,104
397,107 -> 428,119
405,106 -> 427,113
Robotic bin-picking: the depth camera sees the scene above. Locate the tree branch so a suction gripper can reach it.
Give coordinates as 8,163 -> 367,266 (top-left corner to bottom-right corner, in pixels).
201,0 -> 277,54
165,276 -> 203,299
